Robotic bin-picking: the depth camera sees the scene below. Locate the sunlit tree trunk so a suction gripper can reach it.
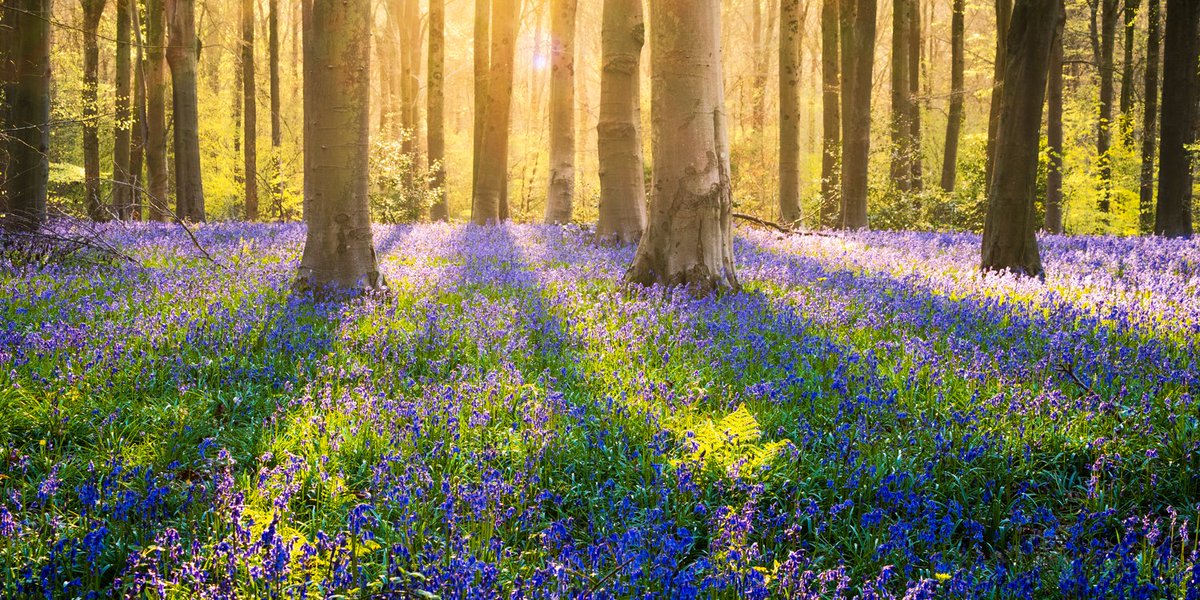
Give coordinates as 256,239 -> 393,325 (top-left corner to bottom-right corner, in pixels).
819,0 -> 840,228
839,0 -> 876,229
144,0 -> 170,221
268,0 -> 282,220
471,0 -> 521,224
1119,0 -> 1140,145
544,0 -> 577,224
0,0 -> 10,215
907,0 -> 922,190
1045,6 -> 1064,234
131,2 -> 147,220
890,0 -> 915,192
242,0 -> 258,220
596,0 -> 647,244
472,0 -> 490,200
1138,0 -> 1160,233
81,0 -> 108,221
1154,0 -> 1198,237
167,0 -> 206,221
1096,0 -> 1118,214
298,0 -> 382,290
984,0 -> 1011,189
779,0 -> 803,224
428,0 -> 447,221
982,0 -> 1061,278
626,0 -> 739,293
751,0 -> 779,132
112,0 -> 134,219
940,0 -> 964,193
2,0 -> 50,231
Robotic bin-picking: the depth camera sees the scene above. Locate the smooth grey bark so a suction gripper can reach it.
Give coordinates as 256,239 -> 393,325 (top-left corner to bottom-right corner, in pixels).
544,0 -> 577,224
167,0 -> 206,221
114,0 -> 135,219
595,0 -> 647,244
471,0 -> 521,224
298,0 -> 383,290
890,0 -> 917,192
1138,0 -> 1160,233
472,0 -> 490,201
839,0 -> 876,229
269,0 -> 282,220
626,0 -> 739,294
940,0 -> 964,192
428,0 -> 447,221
2,0 -> 50,231
1045,8 -> 1065,234
1154,0 -> 1198,237
819,0 -> 840,227
242,0 -> 258,220
81,0 -> 108,221
779,0 -> 804,224
981,0 -> 1061,278
144,0 -> 170,221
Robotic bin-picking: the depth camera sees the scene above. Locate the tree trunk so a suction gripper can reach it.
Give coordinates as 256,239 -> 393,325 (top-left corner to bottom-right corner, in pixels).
1097,0 -> 1118,214
819,0 -> 840,228
144,0 -> 170,221
428,0 -> 447,221
242,0 -> 258,220
981,0 -> 1061,278
472,0 -> 490,200
890,0 -> 915,192
1045,4 -> 1064,234
544,0 -> 577,224
131,1 -> 147,220
751,0 -> 779,132
298,0 -> 382,290
984,0 -> 1012,189
626,0 -> 738,294
595,0 -> 647,244
1154,0 -> 1198,237
940,0 -> 964,192
82,0 -> 108,222
907,0 -> 922,190
167,0 -> 206,222
779,0 -> 804,224
113,0 -> 134,219
1138,0 -> 1159,233
2,0 -> 51,231
1118,0 -> 1140,145
839,0 -> 876,229
269,0 -> 282,220
0,0 -> 10,216
471,0 -> 521,224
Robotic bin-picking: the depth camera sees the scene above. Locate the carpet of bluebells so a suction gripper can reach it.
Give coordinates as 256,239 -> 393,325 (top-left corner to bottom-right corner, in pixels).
1,221 -> 1199,599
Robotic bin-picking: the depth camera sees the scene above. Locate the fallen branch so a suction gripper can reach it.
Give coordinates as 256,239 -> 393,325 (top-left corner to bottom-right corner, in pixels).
732,212 -> 835,237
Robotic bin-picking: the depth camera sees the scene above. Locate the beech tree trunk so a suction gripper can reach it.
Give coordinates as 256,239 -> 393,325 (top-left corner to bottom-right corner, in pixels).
1096,0 -> 1118,214
984,0 -> 1012,189
890,0 -> 916,192
1138,0 -> 1160,233
81,0 -> 107,221
144,0 -> 170,221
940,0 -> 964,192
779,0 -> 803,224
2,0 -> 51,231
819,0 -> 840,228
1154,0 -> 1198,237
298,0 -> 382,290
544,0 -> 577,224
1119,0 -> 1140,145
626,0 -> 738,294
131,2 -> 147,220
751,0 -> 779,132
428,0 -> 448,221
1045,8 -> 1065,234
981,0 -> 1061,278
907,0 -> 922,190
269,0 -> 282,220
242,0 -> 258,220
114,0 -> 134,219
472,0 -> 490,200
595,0 -> 647,244
839,0 -> 877,229
0,0 -> 10,216
167,0 -> 206,221
471,0 -> 521,224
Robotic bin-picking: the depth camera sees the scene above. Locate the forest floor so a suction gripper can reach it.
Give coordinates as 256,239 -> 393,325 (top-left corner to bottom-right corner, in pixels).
1,222 -> 1198,598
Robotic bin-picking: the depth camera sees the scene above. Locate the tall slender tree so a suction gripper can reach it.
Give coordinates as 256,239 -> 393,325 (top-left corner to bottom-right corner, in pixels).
626,0 -> 738,293
242,0 -> 258,220
167,0 -> 205,221
906,0 -> 922,189
984,0 -> 1012,188
2,0 -> 51,231
1154,0 -> 1198,237
0,0 -> 11,215
779,0 -> 804,224
544,0 -> 577,224
428,0 -> 448,221
471,0 -> 521,224
595,0 -> 647,244
81,0 -> 108,221
268,0 -> 282,220
819,0 -> 840,227
144,0 -> 170,221
113,0 -> 135,219
1138,0 -> 1160,232
1045,3 -> 1065,234
890,0 -> 917,192
298,0 -> 382,290
1096,0 -> 1119,214
839,0 -> 877,229
131,0 -> 147,220
940,0 -> 965,192
472,0 -> 490,200
982,0 -> 1062,278
1118,0 -> 1140,145
751,0 -> 779,132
